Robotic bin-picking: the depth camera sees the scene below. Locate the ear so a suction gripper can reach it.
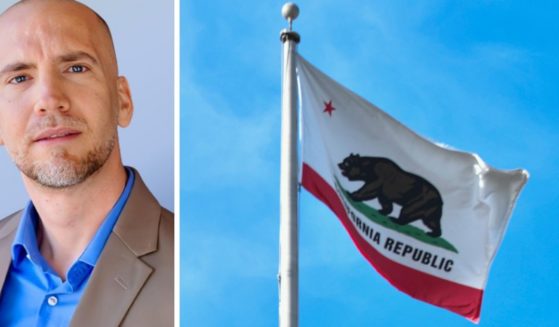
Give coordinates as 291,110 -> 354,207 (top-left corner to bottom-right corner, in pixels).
116,76 -> 134,127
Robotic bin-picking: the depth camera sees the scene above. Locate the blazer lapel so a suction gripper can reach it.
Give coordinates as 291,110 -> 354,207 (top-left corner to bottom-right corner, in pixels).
69,235 -> 154,327
70,172 -> 162,327
0,212 -> 22,290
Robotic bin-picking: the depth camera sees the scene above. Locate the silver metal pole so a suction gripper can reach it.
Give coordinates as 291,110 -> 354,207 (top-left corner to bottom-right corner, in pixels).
279,3 -> 300,327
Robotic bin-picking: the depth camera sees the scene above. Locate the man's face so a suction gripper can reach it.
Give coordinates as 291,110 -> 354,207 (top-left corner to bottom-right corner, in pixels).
0,0 -> 132,188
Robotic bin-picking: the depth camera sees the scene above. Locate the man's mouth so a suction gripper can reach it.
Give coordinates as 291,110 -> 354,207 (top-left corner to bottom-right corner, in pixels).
33,128 -> 81,143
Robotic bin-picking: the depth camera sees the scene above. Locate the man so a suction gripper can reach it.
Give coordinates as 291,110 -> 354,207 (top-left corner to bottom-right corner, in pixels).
0,0 -> 173,326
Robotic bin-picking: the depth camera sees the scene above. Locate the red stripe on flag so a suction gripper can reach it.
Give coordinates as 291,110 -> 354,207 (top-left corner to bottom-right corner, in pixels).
301,163 -> 482,322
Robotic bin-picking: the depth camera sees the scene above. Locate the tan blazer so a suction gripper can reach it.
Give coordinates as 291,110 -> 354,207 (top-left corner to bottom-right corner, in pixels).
0,171 -> 174,327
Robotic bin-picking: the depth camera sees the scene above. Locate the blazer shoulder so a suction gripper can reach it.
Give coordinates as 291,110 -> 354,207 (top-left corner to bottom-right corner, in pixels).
0,210 -> 22,224
0,210 -> 23,238
159,208 -> 174,244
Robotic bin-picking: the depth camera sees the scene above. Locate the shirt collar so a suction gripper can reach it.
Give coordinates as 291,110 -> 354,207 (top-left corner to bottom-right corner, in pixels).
11,203 -> 43,267
10,167 -> 136,286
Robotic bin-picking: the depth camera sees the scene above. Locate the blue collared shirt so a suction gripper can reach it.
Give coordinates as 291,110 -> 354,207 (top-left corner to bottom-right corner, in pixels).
0,168 -> 135,327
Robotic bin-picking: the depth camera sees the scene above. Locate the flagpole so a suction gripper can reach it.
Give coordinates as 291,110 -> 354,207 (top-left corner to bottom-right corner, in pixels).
279,3 -> 300,327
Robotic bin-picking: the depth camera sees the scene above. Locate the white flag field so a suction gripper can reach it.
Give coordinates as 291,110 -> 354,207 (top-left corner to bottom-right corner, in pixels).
297,54 -> 528,322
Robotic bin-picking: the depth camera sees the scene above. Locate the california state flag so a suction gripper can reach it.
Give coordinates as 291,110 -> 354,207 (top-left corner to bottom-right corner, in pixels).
297,54 -> 528,322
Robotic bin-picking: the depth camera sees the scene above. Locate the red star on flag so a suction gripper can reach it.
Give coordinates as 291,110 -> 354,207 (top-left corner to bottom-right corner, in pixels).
323,100 -> 335,116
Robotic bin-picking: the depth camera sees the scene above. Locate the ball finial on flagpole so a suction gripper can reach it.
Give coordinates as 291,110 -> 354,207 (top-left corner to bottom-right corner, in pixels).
282,3 -> 299,22
282,3 -> 299,31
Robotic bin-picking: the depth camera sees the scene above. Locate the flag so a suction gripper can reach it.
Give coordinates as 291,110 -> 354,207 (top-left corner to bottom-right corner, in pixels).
297,54 -> 528,322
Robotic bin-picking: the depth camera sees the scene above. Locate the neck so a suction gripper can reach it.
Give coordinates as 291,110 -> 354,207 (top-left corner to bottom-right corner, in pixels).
22,153 -> 127,280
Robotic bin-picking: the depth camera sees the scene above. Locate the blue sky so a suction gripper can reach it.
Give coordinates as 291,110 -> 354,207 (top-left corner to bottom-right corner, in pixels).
182,1 -> 559,326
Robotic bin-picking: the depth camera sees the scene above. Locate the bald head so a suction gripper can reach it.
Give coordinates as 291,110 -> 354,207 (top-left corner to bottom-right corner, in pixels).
5,0 -> 113,37
0,0 -> 118,76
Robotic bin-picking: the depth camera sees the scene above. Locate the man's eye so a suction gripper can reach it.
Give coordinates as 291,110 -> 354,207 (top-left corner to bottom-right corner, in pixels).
8,75 -> 28,84
68,65 -> 88,73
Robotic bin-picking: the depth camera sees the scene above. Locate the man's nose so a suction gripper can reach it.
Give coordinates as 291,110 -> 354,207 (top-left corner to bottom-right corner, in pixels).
33,73 -> 70,114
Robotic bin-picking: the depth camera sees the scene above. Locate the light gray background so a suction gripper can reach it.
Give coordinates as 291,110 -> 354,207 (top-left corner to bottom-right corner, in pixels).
0,0 -> 174,216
